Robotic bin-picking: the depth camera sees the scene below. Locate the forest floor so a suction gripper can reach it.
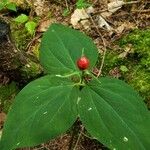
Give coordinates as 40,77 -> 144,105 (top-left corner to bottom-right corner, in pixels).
0,0 -> 150,149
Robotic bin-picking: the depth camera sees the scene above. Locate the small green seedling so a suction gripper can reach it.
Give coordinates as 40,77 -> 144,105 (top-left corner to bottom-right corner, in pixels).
14,14 -> 37,35
120,65 -> 128,72
0,0 -> 16,11
76,0 -> 91,9
0,24 -> 150,150
62,8 -> 70,16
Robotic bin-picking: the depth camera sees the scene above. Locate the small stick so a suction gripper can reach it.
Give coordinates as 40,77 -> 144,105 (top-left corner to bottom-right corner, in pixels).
65,0 -> 69,11
80,132 -> 93,140
124,0 -> 141,5
88,13 -> 107,77
73,126 -> 84,150
97,46 -> 107,77
131,9 -> 150,13
68,120 -> 79,150
26,33 -> 42,51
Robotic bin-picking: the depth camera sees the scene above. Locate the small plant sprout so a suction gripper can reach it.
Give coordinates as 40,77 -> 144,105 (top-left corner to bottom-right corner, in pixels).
14,14 -> 37,35
0,0 -> 16,11
0,24 -> 150,150
76,0 -> 91,9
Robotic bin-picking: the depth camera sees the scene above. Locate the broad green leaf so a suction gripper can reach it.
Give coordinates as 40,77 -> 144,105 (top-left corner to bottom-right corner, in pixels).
40,23 -> 98,75
2,0 -> 8,4
14,14 -> 29,23
6,2 -> 16,11
78,77 -> 150,150
25,21 -> 37,35
0,76 -> 78,150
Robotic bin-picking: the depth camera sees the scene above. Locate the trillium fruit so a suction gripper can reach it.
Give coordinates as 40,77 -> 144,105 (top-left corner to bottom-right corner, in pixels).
77,56 -> 89,70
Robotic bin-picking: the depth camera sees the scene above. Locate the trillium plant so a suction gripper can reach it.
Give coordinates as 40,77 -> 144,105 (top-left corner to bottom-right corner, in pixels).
0,24 -> 150,150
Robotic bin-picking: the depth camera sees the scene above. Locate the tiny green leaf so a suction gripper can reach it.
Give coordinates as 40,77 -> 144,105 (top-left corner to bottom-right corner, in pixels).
62,8 -> 70,16
25,21 -> 37,35
6,2 -> 16,11
0,76 -> 78,150
76,0 -> 91,9
78,77 -> 150,150
120,65 -> 128,72
14,14 -> 29,23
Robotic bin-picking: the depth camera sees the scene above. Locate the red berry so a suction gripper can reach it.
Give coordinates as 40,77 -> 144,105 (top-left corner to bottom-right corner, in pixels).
77,56 -> 89,70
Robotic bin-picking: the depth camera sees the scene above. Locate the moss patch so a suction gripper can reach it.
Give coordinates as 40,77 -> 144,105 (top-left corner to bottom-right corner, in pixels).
103,29 -> 150,108
20,60 -> 42,79
119,29 -> 150,69
10,20 -> 43,79
10,21 -> 32,51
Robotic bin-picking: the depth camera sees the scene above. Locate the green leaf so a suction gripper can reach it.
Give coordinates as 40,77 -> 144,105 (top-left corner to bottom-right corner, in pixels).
25,21 -> 37,35
14,14 -> 29,23
120,65 -> 128,72
40,23 -> 98,75
2,0 -> 8,4
6,2 -> 16,11
76,0 -> 91,9
0,75 -> 78,150
62,8 -> 70,16
78,77 -> 150,150
0,3 -> 5,11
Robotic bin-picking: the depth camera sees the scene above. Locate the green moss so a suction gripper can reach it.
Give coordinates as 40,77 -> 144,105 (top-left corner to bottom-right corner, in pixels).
119,29 -> 150,103
0,82 -> 19,113
103,29 -> 150,107
32,43 -> 40,59
102,51 -> 123,75
20,60 -> 42,79
10,20 -> 42,79
119,29 -> 150,69
10,21 -> 32,51
127,68 -> 150,101
119,29 -> 150,50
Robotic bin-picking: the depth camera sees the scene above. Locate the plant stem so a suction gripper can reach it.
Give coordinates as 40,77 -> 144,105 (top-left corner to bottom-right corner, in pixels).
81,71 -> 84,83
79,71 -> 85,90
55,72 -> 80,78
68,72 -> 85,149
65,0 -> 69,11
88,12 -> 107,77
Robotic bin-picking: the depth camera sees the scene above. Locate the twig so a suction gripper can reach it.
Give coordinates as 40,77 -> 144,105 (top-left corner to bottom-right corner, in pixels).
80,131 -> 94,140
91,8 -> 108,15
26,33 -> 42,51
125,0 -> 141,5
131,9 -> 150,13
65,0 -> 69,11
73,126 -> 84,150
88,13 -> 107,77
68,120 -> 79,150
97,47 -> 107,77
